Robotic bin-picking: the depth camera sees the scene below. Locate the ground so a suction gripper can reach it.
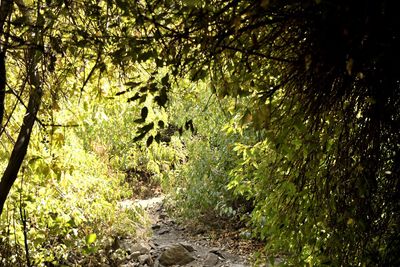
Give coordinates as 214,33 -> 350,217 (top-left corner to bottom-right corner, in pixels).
115,196 -> 264,267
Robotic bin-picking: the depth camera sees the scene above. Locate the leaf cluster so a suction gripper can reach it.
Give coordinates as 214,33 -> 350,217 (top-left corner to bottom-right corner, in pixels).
125,0 -> 400,265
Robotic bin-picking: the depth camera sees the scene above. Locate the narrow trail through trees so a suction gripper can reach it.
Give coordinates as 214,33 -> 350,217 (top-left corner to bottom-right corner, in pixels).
116,196 -> 255,267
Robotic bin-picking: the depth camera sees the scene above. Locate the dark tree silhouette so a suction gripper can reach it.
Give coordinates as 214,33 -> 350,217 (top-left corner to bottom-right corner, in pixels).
119,0 -> 399,264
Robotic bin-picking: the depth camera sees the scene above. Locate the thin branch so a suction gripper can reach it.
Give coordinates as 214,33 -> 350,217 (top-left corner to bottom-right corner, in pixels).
78,48 -> 102,102
5,86 -> 46,128
19,174 -> 31,267
219,45 -> 295,63
41,123 -> 79,128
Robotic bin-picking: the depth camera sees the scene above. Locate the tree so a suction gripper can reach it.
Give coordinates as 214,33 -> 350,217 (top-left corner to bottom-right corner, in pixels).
0,0 -> 107,214
0,0 -> 398,264
115,0 -> 399,265
0,0 -> 44,215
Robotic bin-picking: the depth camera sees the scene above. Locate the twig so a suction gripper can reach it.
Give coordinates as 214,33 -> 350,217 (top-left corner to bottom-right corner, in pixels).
19,173 -> 31,267
78,48 -> 102,103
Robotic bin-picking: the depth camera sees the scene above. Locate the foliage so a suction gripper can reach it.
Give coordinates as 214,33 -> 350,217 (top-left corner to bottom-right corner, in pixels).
0,0 -> 399,266
166,88 -> 234,220
0,99 -> 147,266
161,79 -> 257,229
0,1 -> 153,263
130,1 -> 399,265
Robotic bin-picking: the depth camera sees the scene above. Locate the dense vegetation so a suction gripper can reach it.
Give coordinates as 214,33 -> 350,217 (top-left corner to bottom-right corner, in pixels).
1,0 -> 399,266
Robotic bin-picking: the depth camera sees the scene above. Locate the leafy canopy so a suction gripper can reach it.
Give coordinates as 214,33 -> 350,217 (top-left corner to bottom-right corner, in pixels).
0,0 -> 399,266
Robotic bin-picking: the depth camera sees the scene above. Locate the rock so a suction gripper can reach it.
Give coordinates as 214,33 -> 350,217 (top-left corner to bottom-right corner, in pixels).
128,251 -> 142,260
203,252 -> 220,266
114,238 -> 148,253
158,244 -> 195,266
159,213 -> 168,220
135,196 -> 164,209
208,249 -> 225,259
148,241 -> 158,250
138,254 -> 153,265
180,243 -> 195,252
152,224 -> 161,230
194,228 -> 206,235
157,228 -> 170,235
113,237 -> 131,251
131,243 -> 150,255
118,262 -> 137,267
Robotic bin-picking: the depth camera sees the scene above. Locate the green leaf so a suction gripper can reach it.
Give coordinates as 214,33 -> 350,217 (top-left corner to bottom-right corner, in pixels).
154,132 -> 161,143
158,120 -> 165,128
85,233 -> 97,245
148,82 -> 158,93
138,51 -> 154,62
116,90 -> 127,96
134,118 -> 145,123
146,136 -> 153,147
133,132 -> 147,142
139,122 -> 154,133
12,16 -> 27,26
161,74 -> 170,86
139,85 -> 148,93
139,94 -> 147,104
125,81 -> 141,88
127,93 -> 141,102
155,88 -> 168,107
191,68 -> 207,81
141,107 -> 148,120
156,58 -> 164,67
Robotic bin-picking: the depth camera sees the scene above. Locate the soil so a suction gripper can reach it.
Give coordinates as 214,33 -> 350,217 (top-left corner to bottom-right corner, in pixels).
115,169 -> 266,267
115,196 -> 263,267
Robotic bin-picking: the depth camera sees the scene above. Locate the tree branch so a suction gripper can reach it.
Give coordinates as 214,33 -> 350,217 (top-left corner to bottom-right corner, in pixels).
0,0 -> 44,215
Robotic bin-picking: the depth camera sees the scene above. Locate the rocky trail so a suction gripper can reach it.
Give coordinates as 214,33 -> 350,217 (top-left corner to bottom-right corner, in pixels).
115,197 -> 256,267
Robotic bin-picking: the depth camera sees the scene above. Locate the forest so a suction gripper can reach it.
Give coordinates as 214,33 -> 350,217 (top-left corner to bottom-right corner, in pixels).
0,0 -> 399,266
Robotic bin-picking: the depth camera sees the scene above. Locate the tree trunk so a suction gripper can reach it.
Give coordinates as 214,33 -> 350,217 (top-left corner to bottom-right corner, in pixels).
0,76 -> 42,215
0,0 -> 44,214
0,0 -> 12,126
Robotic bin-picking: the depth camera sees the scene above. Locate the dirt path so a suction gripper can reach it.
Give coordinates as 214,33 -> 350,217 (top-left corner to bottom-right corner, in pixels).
116,197 -> 253,267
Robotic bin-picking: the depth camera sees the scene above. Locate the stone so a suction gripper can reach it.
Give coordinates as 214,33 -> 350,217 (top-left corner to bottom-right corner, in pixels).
179,243 -> 195,252
138,254 -> 153,265
158,244 -> 195,266
118,262 -> 137,267
113,237 -> 130,251
131,243 -> 150,255
157,228 -> 170,235
203,252 -> 220,266
152,224 -> 161,230
128,251 -> 142,260
208,249 -> 225,259
148,241 -> 158,250
113,238 -> 149,255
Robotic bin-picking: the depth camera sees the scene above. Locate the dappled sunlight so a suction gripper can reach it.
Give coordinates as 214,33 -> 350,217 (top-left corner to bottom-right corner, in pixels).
1,0 -> 399,266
